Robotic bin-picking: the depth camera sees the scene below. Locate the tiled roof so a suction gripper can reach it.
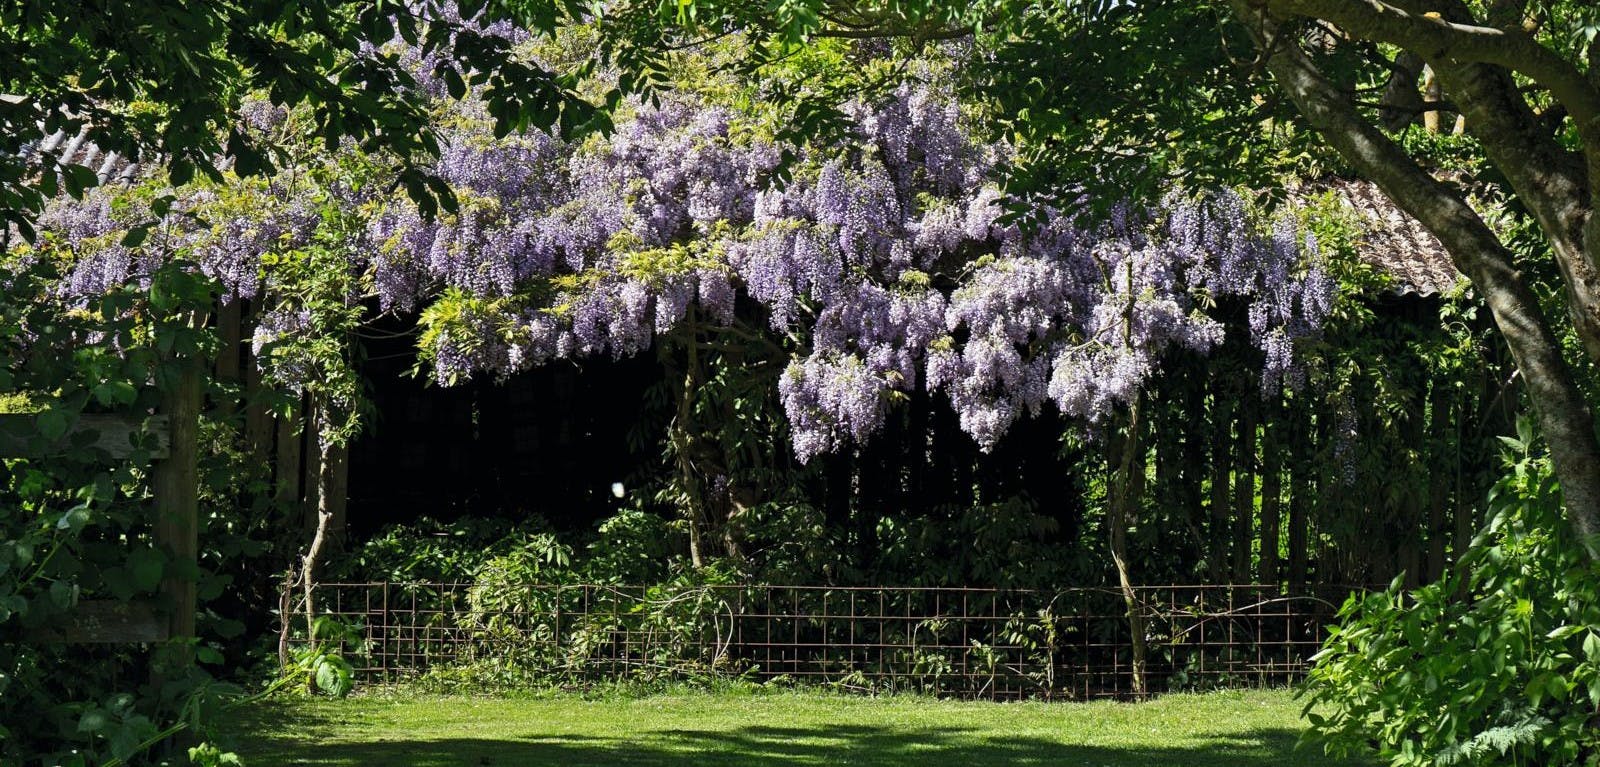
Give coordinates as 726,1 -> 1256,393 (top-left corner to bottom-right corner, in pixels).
26,127 -> 142,184
1298,177 -> 1464,296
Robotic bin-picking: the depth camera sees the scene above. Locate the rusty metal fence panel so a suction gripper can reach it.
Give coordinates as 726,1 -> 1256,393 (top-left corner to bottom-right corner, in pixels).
291,582 -> 1356,700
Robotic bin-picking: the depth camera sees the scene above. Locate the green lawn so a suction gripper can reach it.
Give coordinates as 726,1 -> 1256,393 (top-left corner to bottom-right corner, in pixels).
221,688 -> 1376,766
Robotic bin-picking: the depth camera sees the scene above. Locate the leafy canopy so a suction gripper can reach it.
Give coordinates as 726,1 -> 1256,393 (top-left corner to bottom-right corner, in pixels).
0,0 -> 611,238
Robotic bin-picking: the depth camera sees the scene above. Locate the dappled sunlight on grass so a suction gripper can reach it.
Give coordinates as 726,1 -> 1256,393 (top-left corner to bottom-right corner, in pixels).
221,688 -> 1375,766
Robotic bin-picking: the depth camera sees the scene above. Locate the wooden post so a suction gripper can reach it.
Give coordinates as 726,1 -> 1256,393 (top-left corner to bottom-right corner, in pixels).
244,361 -> 272,462
1392,381 -> 1429,588
151,361 -> 202,660
1153,396 -> 1178,520
1422,66 -> 1443,134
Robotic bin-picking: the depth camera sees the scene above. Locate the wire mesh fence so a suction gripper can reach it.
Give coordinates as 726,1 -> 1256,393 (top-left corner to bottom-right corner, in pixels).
289,582 -> 1359,699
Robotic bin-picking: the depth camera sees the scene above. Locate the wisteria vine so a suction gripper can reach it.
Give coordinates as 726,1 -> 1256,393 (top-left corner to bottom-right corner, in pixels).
12,49 -> 1336,463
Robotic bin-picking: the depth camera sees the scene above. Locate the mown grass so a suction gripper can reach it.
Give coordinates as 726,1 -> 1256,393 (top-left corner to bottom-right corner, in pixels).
219,687 -> 1376,766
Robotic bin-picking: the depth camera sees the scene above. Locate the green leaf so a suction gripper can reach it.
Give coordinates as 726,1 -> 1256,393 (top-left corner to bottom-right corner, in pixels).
443,67 -> 466,99
91,380 -> 138,407
49,579 -> 76,609
313,655 -> 354,698
170,159 -> 195,186
1547,625 -> 1584,640
56,504 -> 91,531
128,547 -> 164,592
38,167 -> 59,198
1547,673 -> 1569,701
62,164 -> 97,199
121,225 -> 150,247
36,409 -> 68,441
75,709 -> 109,734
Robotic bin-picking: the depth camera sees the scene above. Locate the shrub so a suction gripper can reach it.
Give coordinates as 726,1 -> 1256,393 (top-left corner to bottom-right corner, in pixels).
331,516 -> 521,583
1301,434 -> 1600,766
581,508 -> 675,584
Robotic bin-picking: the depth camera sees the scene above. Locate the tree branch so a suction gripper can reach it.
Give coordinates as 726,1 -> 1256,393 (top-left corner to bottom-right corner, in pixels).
1228,0 -> 1600,557
1263,0 -> 1600,194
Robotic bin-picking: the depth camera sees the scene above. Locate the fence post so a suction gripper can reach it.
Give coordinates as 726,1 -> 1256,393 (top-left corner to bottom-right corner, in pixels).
152,360 -> 202,664
553,585 -> 563,666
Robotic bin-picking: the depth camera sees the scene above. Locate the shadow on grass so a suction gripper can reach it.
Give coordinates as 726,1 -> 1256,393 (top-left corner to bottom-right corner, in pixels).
227,707 -> 1362,767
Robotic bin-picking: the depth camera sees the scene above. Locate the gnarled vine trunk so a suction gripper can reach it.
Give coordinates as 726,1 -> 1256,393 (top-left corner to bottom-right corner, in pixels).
666,307 -> 712,569
1108,395 -> 1148,696
299,397 -> 344,660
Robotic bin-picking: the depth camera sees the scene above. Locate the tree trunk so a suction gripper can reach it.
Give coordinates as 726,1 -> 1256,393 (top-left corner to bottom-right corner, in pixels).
1233,6 -> 1600,560
1431,62 -> 1600,371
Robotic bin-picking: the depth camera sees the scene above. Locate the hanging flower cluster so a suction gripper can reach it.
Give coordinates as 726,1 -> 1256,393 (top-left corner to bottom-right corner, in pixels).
16,49 -> 1334,462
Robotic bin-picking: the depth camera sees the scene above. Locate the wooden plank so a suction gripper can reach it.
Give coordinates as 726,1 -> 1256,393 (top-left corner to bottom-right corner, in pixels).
1287,405 -> 1312,586
1426,384 -> 1452,582
326,441 -> 349,552
1259,398 -> 1282,586
26,600 -> 167,644
0,412 -> 170,460
301,401 -> 320,533
244,355 -> 274,465
1232,395 -> 1257,582
274,399 -> 303,506
242,298 -> 273,464
1208,390 -> 1233,582
215,299 -> 243,384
